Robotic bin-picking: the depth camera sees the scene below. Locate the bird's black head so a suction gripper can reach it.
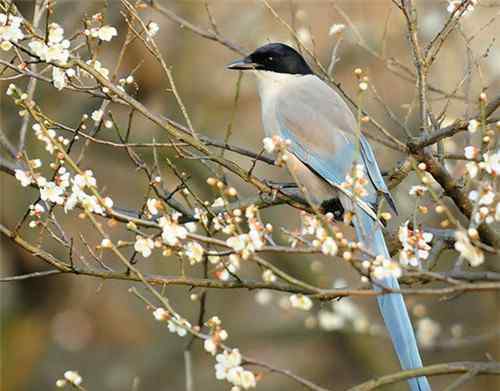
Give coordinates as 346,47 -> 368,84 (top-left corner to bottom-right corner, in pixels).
227,43 -> 313,75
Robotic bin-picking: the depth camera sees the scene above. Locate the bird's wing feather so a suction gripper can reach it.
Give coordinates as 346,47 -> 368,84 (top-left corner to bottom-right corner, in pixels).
275,75 -> 393,218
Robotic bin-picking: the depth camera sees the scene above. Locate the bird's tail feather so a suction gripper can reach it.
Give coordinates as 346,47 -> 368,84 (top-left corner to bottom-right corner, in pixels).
353,205 -> 431,391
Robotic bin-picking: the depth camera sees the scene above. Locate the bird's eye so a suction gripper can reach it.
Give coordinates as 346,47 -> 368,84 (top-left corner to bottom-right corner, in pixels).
268,56 -> 273,61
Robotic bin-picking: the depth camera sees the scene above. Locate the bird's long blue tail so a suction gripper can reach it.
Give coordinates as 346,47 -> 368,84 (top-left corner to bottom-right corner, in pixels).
353,206 -> 431,391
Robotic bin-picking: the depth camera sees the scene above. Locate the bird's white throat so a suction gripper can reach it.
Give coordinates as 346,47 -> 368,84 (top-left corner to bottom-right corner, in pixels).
252,70 -> 307,107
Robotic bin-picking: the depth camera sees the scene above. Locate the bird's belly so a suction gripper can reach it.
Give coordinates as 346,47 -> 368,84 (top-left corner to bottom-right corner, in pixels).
285,153 -> 337,208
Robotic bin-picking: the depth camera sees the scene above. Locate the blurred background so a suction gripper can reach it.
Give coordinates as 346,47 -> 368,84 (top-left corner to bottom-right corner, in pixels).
1,1 -> 499,390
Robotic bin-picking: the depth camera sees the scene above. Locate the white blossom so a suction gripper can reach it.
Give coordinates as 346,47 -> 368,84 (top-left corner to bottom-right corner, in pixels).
91,109 -> 104,124
159,215 -> 188,246
465,161 -> 478,178
147,22 -> 160,37
15,170 -> 33,187
95,25 -> 117,41
63,371 -> 82,386
40,182 -> 65,204
289,294 -> 313,311
52,66 -> 66,90
262,137 -> 276,153
185,241 -> 205,264
204,337 -> 218,355
321,237 -> 338,256
329,23 -> 346,35
467,119 -> 479,133
454,230 -> 484,267
398,221 -> 433,267
447,0 -> 476,15
262,269 -> 277,283
134,236 -> 154,258
167,314 -> 190,337
86,60 -> 110,79
0,13 -> 24,50
482,151 -> 499,176
297,27 -> 312,45
318,310 -> 345,331
147,198 -> 160,215
372,260 -> 402,280
409,185 -> 427,196
215,349 -> 242,380
153,307 -> 169,321
226,234 -> 256,259
464,146 -> 478,160
417,317 -> 441,348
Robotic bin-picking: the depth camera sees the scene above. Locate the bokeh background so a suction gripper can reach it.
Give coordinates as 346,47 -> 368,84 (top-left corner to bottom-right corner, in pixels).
1,1 -> 499,390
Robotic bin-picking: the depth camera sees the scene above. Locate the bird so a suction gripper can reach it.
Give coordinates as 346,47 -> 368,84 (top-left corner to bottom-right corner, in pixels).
227,43 -> 430,391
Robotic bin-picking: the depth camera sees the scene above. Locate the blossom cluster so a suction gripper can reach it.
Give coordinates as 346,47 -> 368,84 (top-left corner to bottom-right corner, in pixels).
0,13 -> 24,51
215,349 -> 257,390
262,135 -> 291,166
153,308 -> 191,337
298,212 -> 343,256
340,164 -> 369,199
398,221 -> 433,268
55,370 -> 83,388
203,316 -> 229,355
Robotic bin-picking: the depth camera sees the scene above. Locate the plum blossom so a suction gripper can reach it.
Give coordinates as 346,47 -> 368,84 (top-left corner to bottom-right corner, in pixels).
398,221 -> 433,267
465,161 -> 478,178
321,237 -> 338,256
341,164 -> 369,198
262,269 -> 277,283
15,170 -> 33,187
289,294 -> 313,311
214,254 -> 240,281
214,349 -> 256,389
40,181 -> 65,204
147,22 -> 160,37
482,150 -> 499,176
32,123 -> 56,154
0,13 -> 24,51
204,338 -> 218,355
215,349 -> 242,380
74,170 -> 96,188
417,317 -> 441,348
147,198 -> 160,215
29,24 -> 70,65
454,230 -> 484,267
262,135 -> 290,165
167,314 -> 191,337
91,109 -> 104,124
85,60 -> 110,79
318,310 -> 344,331
467,119 -> 479,133
329,23 -> 346,35
52,67 -> 66,90
153,307 -> 169,322
134,236 -> 154,258
92,25 -> 117,41
159,214 -> 188,246
409,185 -> 427,197
464,146 -> 479,160
371,259 -> 402,280
226,234 -> 258,260
447,0 -> 477,15
185,241 -> 205,264
63,371 -> 82,386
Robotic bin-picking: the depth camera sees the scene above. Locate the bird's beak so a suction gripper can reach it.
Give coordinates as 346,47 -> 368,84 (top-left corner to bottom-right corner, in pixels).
226,57 -> 259,71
